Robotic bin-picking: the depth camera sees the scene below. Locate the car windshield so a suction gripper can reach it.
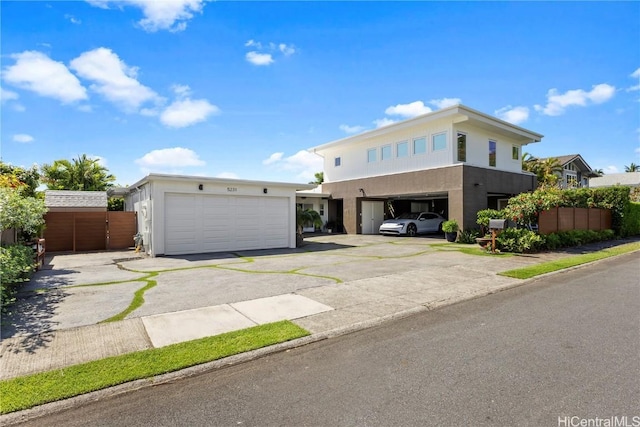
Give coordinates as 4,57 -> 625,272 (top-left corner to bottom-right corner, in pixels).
396,213 -> 420,220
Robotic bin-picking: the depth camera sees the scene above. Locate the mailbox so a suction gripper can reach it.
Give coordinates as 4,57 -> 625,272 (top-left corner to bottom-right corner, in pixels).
489,219 -> 507,230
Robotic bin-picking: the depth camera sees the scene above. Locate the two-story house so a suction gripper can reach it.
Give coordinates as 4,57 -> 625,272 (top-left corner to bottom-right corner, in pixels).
537,154 -> 598,189
308,104 -> 543,233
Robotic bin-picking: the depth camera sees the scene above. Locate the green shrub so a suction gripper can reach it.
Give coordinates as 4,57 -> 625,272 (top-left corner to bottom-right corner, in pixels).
0,244 -> 35,315
441,219 -> 459,233
621,201 -> 640,237
476,209 -> 505,234
458,229 -> 481,244
496,228 -> 544,253
542,229 -> 615,251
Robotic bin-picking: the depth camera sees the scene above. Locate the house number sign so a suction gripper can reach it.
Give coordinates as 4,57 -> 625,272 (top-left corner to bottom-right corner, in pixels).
227,187 -> 238,192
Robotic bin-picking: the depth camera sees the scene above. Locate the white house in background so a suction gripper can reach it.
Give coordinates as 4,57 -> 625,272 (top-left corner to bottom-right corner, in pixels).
308,104 -> 544,233
124,174 -> 314,256
589,172 -> 640,189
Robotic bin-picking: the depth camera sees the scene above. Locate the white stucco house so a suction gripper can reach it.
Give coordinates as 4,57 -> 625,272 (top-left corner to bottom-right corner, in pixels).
308,104 -> 544,233
124,174 -> 314,256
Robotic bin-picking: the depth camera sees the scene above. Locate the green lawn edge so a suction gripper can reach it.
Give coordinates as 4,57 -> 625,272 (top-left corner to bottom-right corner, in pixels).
0,320 -> 309,414
498,242 -> 640,279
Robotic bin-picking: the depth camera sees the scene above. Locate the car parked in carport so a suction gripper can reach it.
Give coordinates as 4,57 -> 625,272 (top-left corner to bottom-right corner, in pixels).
379,212 -> 445,236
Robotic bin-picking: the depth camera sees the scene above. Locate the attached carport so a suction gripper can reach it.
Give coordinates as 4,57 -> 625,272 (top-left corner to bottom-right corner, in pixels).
125,174 -> 314,256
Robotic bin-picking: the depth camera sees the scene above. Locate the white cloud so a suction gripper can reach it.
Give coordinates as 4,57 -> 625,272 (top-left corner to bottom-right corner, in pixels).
279,43 -> 296,56
0,87 -> 19,102
631,68 -> 640,79
627,67 -> 640,92
65,14 -> 81,24
245,39 -> 262,49
70,47 -> 160,112
385,101 -> 432,118
495,105 -> 530,125
135,147 -> 205,168
430,97 -> 461,109
604,165 -> 619,174
373,118 -> 397,128
262,150 -> 323,181
2,51 -> 87,103
246,51 -> 274,66
216,172 -> 239,179
339,124 -> 365,134
160,98 -> 219,128
262,152 -> 284,166
534,83 -> 616,116
87,0 -> 208,32
13,134 -> 34,143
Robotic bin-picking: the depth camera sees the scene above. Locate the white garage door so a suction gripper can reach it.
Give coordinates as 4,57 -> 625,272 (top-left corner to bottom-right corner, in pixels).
165,193 -> 290,255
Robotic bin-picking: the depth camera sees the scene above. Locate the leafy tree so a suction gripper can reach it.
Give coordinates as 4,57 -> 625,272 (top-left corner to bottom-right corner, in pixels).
0,187 -> 47,237
108,197 -> 125,211
593,169 -> 604,176
0,162 -> 40,198
309,172 -> 324,185
521,155 -> 562,187
296,208 -> 322,236
41,154 -> 115,191
624,163 -> 639,172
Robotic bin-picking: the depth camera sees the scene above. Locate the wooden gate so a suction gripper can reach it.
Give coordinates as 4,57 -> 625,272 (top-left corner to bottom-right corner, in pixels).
43,211 -> 137,252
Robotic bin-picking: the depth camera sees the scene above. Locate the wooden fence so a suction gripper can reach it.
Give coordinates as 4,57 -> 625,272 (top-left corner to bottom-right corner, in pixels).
43,211 -> 137,252
538,207 -> 612,235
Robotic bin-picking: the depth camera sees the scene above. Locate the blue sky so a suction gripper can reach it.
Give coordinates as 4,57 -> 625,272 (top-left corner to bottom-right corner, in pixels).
1,1 -> 639,186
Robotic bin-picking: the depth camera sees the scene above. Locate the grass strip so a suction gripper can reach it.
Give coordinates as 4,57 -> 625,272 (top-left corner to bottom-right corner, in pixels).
499,242 -> 640,279
0,320 -> 309,414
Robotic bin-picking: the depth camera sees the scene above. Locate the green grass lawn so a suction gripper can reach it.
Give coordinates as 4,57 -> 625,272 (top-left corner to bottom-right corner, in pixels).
499,241 -> 640,279
0,321 -> 309,414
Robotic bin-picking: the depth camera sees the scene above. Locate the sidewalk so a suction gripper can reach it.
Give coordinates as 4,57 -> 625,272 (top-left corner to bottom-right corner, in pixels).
1,235 -> 637,382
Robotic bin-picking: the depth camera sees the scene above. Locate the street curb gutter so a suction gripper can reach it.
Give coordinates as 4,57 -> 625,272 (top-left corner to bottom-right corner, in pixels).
3,250 -> 638,425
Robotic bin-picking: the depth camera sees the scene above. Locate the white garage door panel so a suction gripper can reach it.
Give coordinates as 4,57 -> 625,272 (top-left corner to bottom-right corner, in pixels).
165,193 -> 290,255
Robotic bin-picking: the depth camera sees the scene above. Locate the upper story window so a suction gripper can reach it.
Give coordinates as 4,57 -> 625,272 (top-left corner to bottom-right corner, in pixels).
489,140 -> 497,167
457,132 -> 466,162
512,146 -> 519,160
381,145 -> 392,161
367,148 -> 377,163
413,137 -> 426,155
397,141 -> 408,158
334,157 -> 341,167
432,133 -> 447,151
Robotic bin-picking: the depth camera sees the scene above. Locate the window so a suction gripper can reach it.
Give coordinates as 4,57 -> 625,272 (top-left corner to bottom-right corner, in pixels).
381,145 -> 392,160
413,137 -> 426,155
319,203 -> 325,216
334,157 -> 341,167
432,133 -> 446,151
489,140 -> 497,167
397,141 -> 408,158
457,133 -> 466,162
367,148 -> 377,163
512,146 -> 519,160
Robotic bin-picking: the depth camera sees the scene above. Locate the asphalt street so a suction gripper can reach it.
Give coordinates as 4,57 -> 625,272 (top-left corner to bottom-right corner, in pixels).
15,252 -> 640,427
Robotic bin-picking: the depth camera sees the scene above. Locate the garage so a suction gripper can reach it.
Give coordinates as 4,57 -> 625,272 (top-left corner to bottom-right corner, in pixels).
124,174 -> 314,256
164,193 -> 289,255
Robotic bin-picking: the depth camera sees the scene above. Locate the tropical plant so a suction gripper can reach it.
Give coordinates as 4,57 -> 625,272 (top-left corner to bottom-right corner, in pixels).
309,172 -> 324,185
41,154 -> 115,191
296,208 -> 322,235
441,219 -> 459,233
0,162 -> 40,198
108,197 -> 125,211
593,168 -> 604,176
503,186 -> 563,228
521,155 -> 563,187
624,163 -> 639,172
0,187 -> 47,237
476,209 -> 505,235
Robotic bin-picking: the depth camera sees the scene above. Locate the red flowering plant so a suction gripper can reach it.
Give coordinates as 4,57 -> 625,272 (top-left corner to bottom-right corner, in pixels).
504,185 -> 563,228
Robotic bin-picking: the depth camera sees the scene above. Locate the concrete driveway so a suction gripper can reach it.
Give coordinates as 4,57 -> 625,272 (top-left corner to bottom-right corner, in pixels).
2,233 -> 569,340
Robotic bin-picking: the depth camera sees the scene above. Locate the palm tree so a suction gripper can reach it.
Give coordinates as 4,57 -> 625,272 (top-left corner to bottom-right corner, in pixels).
624,163 -> 639,172
309,172 -> 324,185
296,208 -> 322,236
593,168 -> 604,176
42,154 -> 115,191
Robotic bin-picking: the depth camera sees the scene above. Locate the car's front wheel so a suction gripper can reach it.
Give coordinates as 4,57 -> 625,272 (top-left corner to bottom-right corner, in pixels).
406,223 -> 417,237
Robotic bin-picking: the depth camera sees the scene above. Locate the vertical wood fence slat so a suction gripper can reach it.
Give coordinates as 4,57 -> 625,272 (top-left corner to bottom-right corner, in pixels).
538,207 -> 612,235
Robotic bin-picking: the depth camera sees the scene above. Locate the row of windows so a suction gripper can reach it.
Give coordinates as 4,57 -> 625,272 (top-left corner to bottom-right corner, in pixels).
366,132 -> 448,163
334,133 -> 520,168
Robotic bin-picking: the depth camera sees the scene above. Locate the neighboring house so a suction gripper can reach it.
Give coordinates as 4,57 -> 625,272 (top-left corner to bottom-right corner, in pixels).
538,154 -> 598,189
589,172 -> 640,189
296,185 -> 331,232
308,104 -> 543,233
124,174 -> 314,256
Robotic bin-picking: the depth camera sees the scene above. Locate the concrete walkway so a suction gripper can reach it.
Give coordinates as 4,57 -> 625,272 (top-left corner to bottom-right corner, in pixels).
1,235 -> 637,382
